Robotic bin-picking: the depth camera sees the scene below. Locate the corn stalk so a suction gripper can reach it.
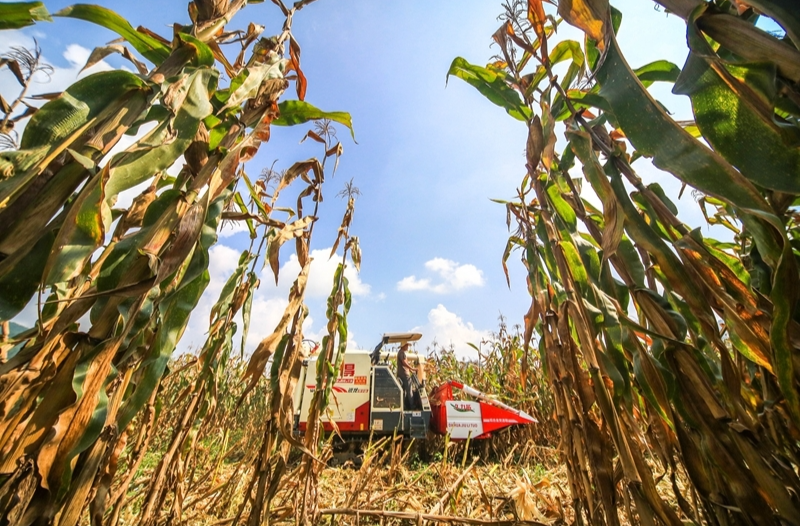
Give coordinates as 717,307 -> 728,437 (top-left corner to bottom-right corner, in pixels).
0,0 -> 354,524
451,0 -> 800,524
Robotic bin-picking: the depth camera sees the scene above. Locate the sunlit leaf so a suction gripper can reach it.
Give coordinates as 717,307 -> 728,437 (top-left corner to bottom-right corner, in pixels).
44,166 -> 110,285
447,57 -> 531,122
20,70 -> 147,151
106,69 -> 215,200
557,0 -> 608,49
0,1 -> 51,29
634,60 -> 680,88
55,4 -> 170,64
675,52 -> 800,194
273,100 -> 355,139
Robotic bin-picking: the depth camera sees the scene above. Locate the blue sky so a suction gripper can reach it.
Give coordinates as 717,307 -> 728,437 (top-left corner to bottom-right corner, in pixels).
2,1 -> 719,357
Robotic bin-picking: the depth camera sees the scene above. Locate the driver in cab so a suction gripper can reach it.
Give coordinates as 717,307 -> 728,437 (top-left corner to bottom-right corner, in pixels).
396,343 -> 414,410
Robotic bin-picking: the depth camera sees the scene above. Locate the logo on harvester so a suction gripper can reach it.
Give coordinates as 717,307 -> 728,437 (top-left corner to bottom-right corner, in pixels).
451,403 -> 475,413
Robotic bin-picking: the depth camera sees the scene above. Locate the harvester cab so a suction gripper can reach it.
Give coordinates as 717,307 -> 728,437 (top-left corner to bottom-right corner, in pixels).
293,333 -> 431,441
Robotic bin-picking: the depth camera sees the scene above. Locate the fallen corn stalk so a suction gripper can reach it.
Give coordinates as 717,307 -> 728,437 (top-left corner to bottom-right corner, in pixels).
318,508 -> 548,525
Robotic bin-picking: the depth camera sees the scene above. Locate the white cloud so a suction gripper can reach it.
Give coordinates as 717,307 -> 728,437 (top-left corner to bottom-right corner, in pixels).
413,304 -> 490,360
397,257 -> 484,294
277,248 -> 371,298
244,295 -> 290,348
397,275 -> 431,291
62,44 -> 92,69
208,244 -> 243,278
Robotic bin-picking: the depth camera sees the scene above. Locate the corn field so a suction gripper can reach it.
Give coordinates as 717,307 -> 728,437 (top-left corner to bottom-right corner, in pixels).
1,0 -> 800,525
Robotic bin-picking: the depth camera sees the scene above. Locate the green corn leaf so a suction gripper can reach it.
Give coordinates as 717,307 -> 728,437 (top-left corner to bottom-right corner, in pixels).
43,168 -> 110,285
724,318 -> 773,371
0,229 -> 55,319
207,116 -> 236,151
684,228 -> 751,287
20,70 -> 147,151
595,30 -> 785,266
667,291 -> 702,340
115,192 -> 224,429
117,270 -> 208,430
55,4 -> 170,64
595,32 -> 773,215
646,183 -> 678,215
96,233 -> 149,294
219,64 -> 273,110
560,239 -> 589,294
233,192 -> 256,238
526,40 -> 585,95
575,234 -> 601,283
567,128 -> 624,259
674,53 -> 800,194
240,170 -> 270,219
535,219 -> 560,284
0,147 -> 47,187
106,69 -> 216,200
177,32 -> 214,67
342,273 -> 352,313
446,57 -> 531,122
273,100 -> 356,140
603,328 -> 632,406
0,1 -> 51,29
3,73 -> 147,211
634,60 -> 681,88
745,207 -> 800,427
608,167 -> 721,333
597,346 -> 626,403
630,190 -> 673,241
545,180 -> 577,231
630,341 -> 674,429
0,152 -> 80,256
565,90 -> 611,114
118,292 -> 156,360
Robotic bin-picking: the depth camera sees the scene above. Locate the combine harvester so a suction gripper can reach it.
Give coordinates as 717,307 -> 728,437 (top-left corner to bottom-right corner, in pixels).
293,332 -> 536,462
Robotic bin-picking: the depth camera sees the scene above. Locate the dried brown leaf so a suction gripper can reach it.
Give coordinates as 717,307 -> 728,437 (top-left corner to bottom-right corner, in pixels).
557,0 -> 609,49
267,216 -> 314,284
81,44 -> 149,75
2,59 -> 25,86
526,116 -> 544,170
